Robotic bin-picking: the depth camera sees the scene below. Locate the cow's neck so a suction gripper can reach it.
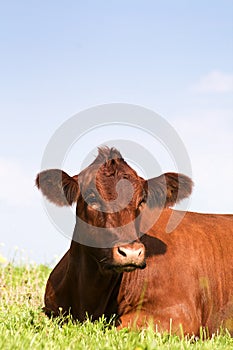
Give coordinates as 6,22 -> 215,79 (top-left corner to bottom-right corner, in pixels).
69,241 -> 122,321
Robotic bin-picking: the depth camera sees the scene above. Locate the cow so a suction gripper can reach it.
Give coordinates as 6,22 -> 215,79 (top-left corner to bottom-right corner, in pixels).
36,147 -> 233,336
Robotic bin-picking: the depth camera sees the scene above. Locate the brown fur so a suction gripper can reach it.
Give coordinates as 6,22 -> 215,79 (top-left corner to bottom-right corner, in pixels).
36,147 -> 233,337
36,169 -> 79,206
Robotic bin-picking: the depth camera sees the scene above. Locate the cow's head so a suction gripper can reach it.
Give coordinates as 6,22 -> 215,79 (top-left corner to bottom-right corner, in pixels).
36,147 -> 193,272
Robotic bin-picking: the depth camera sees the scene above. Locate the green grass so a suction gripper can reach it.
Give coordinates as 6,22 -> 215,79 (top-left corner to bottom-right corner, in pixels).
0,264 -> 232,349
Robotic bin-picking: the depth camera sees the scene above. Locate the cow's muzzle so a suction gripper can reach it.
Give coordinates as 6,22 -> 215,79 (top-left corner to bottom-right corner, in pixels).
112,241 -> 146,272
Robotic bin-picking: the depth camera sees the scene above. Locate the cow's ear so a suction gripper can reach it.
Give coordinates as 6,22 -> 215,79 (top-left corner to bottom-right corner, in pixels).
147,172 -> 193,208
36,169 -> 80,206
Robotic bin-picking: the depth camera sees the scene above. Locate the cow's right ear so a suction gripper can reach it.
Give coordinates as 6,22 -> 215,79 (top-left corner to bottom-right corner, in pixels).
36,169 -> 80,206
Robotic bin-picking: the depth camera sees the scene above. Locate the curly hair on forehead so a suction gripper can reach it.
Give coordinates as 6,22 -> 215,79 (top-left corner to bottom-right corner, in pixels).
91,147 -> 123,166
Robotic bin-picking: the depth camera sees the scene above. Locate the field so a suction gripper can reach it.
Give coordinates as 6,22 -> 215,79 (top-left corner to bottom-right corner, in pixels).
0,263 -> 232,350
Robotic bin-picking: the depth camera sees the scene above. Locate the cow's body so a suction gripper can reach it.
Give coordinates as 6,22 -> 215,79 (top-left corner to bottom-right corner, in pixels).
37,147 -> 233,336
119,209 -> 233,335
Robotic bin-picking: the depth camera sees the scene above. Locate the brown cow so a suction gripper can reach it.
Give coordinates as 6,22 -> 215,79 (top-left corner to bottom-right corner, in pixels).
36,147 -> 233,336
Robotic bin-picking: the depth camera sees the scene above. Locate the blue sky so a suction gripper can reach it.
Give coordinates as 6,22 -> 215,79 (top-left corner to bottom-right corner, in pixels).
0,1 -> 232,263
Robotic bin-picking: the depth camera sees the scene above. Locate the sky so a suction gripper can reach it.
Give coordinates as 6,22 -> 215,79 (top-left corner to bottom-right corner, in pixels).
0,1 -> 232,264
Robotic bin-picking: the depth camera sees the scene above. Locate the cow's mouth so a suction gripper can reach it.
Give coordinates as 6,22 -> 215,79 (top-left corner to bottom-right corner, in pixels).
110,261 -> 146,273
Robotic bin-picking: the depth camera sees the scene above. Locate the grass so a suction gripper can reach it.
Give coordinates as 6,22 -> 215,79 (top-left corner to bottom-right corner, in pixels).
0,263 -> 232,350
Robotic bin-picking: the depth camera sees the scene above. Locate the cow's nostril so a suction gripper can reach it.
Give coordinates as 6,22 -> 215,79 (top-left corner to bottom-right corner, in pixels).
118,247 -> 127,257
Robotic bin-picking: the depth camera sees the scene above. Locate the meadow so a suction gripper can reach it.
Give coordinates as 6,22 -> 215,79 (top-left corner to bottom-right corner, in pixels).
0,262 -> 232,350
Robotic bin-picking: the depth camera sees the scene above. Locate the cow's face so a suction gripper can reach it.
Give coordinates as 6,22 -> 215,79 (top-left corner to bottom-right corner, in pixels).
36,147 -> 193,272
74,157 -> 147,272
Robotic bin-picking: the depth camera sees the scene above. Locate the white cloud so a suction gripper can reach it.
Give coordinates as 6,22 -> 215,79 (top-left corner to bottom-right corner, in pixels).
192,71 -> 233,93
0,158 -> 37,207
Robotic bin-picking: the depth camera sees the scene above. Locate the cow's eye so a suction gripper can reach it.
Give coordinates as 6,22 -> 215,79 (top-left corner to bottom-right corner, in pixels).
85,193 -> 99,209
138,198 -> 146,209
88,197 -> 97,204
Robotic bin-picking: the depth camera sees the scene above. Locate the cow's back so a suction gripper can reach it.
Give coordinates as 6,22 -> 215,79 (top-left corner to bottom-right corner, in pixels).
118,210 -> 233,335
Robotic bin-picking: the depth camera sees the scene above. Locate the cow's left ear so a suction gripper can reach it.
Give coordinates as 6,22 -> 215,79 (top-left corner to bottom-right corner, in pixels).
147,172 -> 193,208
36,169 -> 80,206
